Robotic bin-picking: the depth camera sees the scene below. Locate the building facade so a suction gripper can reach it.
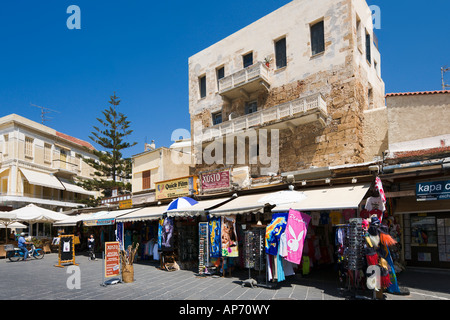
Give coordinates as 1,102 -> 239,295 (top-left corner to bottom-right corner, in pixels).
0,114 -> 98,211
189,0 -> 386,180
131,141 -> 192,205
383,90 -> 450,269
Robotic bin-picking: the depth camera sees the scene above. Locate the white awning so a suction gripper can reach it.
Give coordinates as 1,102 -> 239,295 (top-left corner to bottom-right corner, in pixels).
82,209 -> 139,226
19,168 -> 64,190
53,214 -> 93,227
116,206 -> 166,222
59,180 -> 96,196
272,183 -> 370,212
208,193 -> 270,216
167,196 -> 235,217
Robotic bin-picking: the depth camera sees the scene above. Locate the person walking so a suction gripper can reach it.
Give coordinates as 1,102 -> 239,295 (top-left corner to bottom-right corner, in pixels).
87,234 -> 97,261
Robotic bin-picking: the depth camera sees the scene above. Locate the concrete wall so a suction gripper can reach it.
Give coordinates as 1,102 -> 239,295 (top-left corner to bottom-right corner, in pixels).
386,92 -> 450,153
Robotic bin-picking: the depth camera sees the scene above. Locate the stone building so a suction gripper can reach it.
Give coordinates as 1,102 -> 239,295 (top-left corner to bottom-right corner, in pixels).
0,114 -> 98,211
188,0 -> 386,180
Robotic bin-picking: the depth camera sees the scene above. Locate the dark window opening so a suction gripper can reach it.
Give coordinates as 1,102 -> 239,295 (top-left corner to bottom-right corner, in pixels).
275,38 -> 287,69
212,112 -> 222,125
311,20 -> 325,56
199,75 -> 206,98
245,101 -> 258,114
366,31 -> 372,64
243,52 -> 253,68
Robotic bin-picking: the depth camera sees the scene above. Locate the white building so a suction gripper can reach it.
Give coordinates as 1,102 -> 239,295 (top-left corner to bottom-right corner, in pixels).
0,114 -> 98,211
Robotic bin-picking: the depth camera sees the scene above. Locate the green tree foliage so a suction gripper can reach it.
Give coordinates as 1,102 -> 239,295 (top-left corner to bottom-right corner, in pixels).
78,93 -> 136,205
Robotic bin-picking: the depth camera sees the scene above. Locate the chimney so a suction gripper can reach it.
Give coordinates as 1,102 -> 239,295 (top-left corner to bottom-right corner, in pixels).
145,140 -> 156,151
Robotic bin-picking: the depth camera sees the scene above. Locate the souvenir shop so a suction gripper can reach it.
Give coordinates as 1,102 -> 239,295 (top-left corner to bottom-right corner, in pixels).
115,206 -> 165,262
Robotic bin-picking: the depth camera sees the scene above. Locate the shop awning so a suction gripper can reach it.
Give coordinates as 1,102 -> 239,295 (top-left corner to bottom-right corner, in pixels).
19,168 -> 65,190
167,196 -> 236,217
116,206 -> 166,223
82,209 -> 139,226
54,214 -> 93,227
208,193 -> 271,216
272,183 -> 371,212
59,179 -> 97,196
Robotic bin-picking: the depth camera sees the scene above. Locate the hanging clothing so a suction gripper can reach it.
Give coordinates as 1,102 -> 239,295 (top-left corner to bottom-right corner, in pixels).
311,211 -> 320,226
221,215 -> 238,257
282,258 -> 296,277
329,211 -> 343,226
152,243 -> 159,261
265,212 -> 288,256
365,196 -> 386,212
285,209 -> 310,265
276,251 -> 285,282
208,216 -> 222,258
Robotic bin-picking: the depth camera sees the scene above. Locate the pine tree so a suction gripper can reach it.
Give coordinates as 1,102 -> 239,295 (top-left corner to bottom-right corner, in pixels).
78,93 -> 137,203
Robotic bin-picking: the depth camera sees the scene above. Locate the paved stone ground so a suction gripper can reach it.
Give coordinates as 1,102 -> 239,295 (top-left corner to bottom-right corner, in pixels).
1,253 -> 449,301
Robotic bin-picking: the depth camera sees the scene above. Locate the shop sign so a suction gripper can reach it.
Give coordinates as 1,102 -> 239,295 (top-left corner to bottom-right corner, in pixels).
416,180 -> 450,201
155,176 -> 198,200
119,199 -> 132,209
83,218 -> 115,227
104,242 -> 120,278
201,170 -> 230,191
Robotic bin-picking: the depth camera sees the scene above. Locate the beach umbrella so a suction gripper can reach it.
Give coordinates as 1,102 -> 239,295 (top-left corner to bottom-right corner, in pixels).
166,197 -> 198,211
11,204 -> 69,223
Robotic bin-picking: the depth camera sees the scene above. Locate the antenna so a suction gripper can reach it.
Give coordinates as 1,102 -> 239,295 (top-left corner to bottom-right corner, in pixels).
442,66 -> 450,91
30,103 -> 60,124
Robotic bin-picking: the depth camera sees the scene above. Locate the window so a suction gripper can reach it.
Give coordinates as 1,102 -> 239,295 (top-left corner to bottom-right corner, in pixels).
199,75 -> 206,98
368,87 -> 373,109
356,16 -> 362,51
217,67 -> 225,82
275,37 -> 287,69
243,52 -> 253,68
142,170 -> 151,190
366,30 -> 372,64
44,143 -> 52,163
310,20 -> 325,56
25,137 -> 34,158
3,134 -> 8,158
245,101 -> 258,115
212,111 -> 222,126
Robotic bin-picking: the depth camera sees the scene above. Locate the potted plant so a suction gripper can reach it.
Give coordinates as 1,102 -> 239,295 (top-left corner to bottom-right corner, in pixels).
264,57 -> 272,68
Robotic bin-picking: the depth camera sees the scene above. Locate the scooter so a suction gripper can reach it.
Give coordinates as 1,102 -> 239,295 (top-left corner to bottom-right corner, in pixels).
5,244 -> 45,262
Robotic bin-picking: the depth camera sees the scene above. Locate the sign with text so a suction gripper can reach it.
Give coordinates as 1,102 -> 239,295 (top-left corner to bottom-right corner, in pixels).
104,242 -> 120,278
416,180 -> 450,201
155,176 -> 198,200
201,170 -> 230,191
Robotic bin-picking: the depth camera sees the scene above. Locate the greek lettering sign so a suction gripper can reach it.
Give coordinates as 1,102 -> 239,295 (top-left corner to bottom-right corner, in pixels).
155,176 -> 198,200
416,180 -> 450,201
201,170 -> 230,191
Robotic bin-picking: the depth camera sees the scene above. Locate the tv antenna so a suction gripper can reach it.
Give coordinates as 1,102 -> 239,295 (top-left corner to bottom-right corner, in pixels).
442,66 -> 450,90
30,103 -> 60,124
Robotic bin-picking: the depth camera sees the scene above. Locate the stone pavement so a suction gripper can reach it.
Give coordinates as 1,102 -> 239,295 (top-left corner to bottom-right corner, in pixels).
1,252 -> 449,301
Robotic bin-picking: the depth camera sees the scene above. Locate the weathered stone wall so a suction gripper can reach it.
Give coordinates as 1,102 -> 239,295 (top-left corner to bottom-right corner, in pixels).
189,0 -> 386,177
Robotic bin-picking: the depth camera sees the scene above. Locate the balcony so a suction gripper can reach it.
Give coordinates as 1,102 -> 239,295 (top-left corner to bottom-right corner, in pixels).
52,158 -> 80,177
218,62 -> 271,100
197,93 -> 328,142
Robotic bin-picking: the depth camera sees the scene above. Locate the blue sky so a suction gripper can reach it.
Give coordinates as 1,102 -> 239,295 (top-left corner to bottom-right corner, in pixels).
0,0 -> 449,159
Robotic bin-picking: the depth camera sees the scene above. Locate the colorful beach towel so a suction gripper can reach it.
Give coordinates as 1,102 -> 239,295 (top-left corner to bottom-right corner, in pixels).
208,216 -> 221,258
265,212 -> 288,256
285,209 -> 310,265
221,215 -> 238,257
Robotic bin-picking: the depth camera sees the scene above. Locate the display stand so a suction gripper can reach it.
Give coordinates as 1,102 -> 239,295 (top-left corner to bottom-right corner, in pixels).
54,235 -> 79,268
243,227 -> 274,288
197,222 -> 209,276
101,242 -> 122,286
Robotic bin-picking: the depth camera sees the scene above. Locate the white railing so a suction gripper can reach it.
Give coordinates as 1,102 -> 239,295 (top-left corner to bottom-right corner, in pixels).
218,62 -> 270,93
197,93 -> 327,142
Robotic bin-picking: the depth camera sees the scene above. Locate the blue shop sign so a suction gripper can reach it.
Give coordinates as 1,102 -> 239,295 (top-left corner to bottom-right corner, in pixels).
416,180 -> 450,201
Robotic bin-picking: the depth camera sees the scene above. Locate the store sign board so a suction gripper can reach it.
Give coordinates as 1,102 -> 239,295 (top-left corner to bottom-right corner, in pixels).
119,199 -> 132,209
155,176 -> 198,200
416,180 -> 450,201
83,218 -> 115,226
104,242 -> 120,278
201,170 -> 230,191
